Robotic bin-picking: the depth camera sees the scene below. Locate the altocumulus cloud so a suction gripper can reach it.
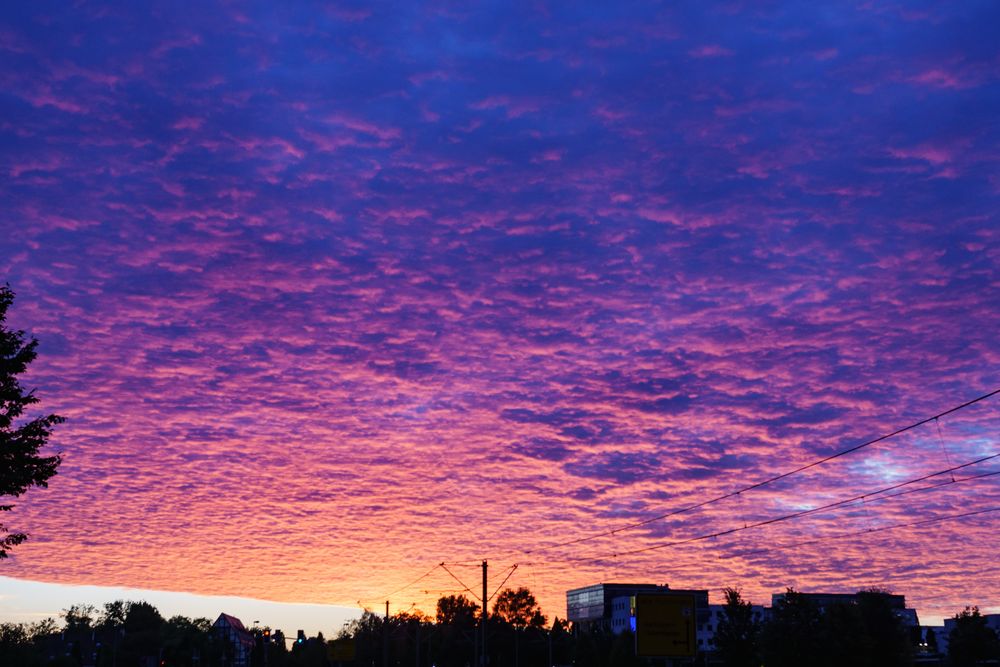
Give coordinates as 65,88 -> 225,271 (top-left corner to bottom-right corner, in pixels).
0,0 -> 998,621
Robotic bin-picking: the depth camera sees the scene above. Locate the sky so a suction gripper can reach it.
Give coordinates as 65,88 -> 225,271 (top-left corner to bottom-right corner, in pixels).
1,1 -> 999,631
0,576 -> 353,640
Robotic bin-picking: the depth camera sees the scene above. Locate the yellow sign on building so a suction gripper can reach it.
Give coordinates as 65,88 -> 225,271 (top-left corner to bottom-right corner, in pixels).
633,593 -> 697,657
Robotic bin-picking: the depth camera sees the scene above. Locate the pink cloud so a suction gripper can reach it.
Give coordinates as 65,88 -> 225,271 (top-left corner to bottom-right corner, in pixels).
325,113 -> 402,141
470,96 -> 540,118
151,33 -> 204,58
689,44 -> 733,58
812,48 -> 838,61
172,117 -> 205,131
0,2 -> 997,626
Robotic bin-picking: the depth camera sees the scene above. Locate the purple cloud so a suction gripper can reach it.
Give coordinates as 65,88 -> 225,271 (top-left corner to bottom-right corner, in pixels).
0,0 -> 997,623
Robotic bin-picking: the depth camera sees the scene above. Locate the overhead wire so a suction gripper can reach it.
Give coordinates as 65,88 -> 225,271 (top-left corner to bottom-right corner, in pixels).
724,469 -> 1000,560
352,390 -> 998,615
519,388 -> 999,556
439,560 -> 487,567
439,562 -> 481,600
723,506 -> 1000,561
421,588 -> 469,595
841,468 -> 1000,509
531,451 -> 1000,563
358,563 -> 444,605
487,564 -> 519,602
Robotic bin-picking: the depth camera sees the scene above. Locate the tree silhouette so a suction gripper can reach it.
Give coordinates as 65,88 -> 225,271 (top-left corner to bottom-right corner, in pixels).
162,615 -> 214,667
714,588 -> 760,667
853,588 -> 913,667
492,587 -> 546,628
491,587 -> 547,667
760,588 -> 822,667
0,622 -> 37,665
97,600 -> 129,667
0,285 -> 63,557
122,600 -> 164,663
948,606 -> 1000,667
430,596 -> 478,667
62,604 -> 97,633
818,600 -> 871,667
435,594 -> 479,626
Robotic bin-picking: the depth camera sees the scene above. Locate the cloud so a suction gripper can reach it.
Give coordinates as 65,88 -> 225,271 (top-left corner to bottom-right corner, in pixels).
0,0 -> 997,626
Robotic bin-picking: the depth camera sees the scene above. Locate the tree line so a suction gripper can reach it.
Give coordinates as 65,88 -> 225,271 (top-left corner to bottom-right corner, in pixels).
1,599 -> 219,667
0,587 -> 557,667
713,588 -> 999,667
2,585 -> 999,666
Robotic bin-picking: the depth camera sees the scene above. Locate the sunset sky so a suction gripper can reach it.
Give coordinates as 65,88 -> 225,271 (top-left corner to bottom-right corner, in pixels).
1,1 -> 998,633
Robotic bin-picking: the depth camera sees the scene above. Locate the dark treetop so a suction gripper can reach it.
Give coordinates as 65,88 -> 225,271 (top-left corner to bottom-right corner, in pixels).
0,285 -> 62,557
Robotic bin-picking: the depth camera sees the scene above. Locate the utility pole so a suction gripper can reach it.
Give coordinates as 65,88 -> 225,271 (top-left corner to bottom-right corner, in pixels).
383,600 -> 389,667
481,560 -> 488,667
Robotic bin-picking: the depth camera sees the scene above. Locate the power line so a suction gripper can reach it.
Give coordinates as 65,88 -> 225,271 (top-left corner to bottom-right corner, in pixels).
420,588 -> 470,595
439,562 -> 481,600
537,452 -> 1000,563
723,454 -> 1000,535
579,456 -> 998,562
521,388 -> 999,555
724,505 -> 1000,562
440,560 -> 488,567
353,390 -> 998,612
359,561 -> 524,611
487,564 -> 519,602
358,563 -> 444,605
840,468 -> 1000,510
726,470 -> 1000,560
475,465 -> 998,610
523,503 -> 1000,578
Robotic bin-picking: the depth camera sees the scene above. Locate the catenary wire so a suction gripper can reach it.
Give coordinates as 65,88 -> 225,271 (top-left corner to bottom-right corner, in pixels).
439,562 -> 481,600
487,564 -> 519,602
725,470 -> 1000,560
722,506 -> 1000,562
495,467 -> 1000,575
519,388 -> 999,556
531,452 -> 1000,563
358,563 -> 444,604
354,391 -> 998,608
841,468 -> 1000,509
